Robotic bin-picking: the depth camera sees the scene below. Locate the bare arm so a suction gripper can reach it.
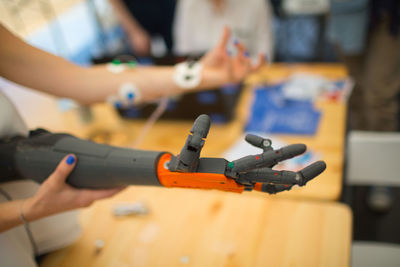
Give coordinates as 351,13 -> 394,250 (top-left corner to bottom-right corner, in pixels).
109,0 -> 147,37
0,198 -> 26,233
0,24 -> 264,105
108,0 -> 151,55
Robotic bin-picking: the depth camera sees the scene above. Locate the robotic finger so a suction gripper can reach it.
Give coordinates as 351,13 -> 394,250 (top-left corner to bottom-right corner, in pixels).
237,161 -> 326,186
226,143 -> 307,174
169,114 -> 210,173
244,134 -> 273,152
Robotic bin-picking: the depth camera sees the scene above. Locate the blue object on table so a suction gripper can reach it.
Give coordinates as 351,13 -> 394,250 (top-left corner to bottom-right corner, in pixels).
197,91 -> 218,104
221,83 -> 240,95
245,84 -> 321,135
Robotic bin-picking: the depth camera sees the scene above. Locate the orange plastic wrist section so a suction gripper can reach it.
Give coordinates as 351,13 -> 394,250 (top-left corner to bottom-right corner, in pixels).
157,153 -> 244,193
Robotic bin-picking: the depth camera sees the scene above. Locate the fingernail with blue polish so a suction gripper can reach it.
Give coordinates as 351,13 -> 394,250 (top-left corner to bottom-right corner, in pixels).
127,92 -> 134,100
233,39 -> 238,45
244,51 -> 250,57
66,155 -> 75,165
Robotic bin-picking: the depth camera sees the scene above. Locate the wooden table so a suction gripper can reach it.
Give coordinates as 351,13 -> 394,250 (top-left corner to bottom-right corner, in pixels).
40,187 -> 352,267
33,63 -> 352,267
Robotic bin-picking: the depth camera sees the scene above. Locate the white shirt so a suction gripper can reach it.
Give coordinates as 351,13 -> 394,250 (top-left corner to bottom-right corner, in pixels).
173,0 -> 274,60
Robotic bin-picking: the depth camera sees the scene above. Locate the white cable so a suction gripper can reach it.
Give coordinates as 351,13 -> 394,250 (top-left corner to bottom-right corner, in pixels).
132,60 -> 203,147
132,97 -> 169,148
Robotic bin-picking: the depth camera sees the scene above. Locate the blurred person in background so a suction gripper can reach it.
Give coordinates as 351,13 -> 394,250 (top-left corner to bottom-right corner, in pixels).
173,0 -> 274,61
109,0 -> 176,56
328,0 -> 400,131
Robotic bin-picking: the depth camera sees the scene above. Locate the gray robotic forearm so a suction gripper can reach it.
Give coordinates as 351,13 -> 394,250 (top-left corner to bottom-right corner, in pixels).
0,115 -> 326,194
0,129 -> 166,188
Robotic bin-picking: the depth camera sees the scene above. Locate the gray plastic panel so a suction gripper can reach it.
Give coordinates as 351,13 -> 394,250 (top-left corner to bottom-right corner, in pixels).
54,137 -> 111,158
13,136 -> 166,189
197,158 -> 227,174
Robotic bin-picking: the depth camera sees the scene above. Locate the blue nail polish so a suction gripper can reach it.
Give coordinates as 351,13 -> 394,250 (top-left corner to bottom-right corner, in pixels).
244,51 -> 250,57
127,92 -> 134,100
66,155 -> 75,165
233,39 -> 238,45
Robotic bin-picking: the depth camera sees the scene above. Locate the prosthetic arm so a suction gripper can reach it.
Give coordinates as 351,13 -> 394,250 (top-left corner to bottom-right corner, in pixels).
0,115 -> 326,194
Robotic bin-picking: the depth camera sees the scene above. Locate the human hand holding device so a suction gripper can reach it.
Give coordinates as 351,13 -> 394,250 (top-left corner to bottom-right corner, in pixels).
22,154 -> 124,222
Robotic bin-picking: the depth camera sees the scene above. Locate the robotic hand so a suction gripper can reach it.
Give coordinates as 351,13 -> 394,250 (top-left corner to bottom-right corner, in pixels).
162,115 -> 326,194
0,115 -> 326,194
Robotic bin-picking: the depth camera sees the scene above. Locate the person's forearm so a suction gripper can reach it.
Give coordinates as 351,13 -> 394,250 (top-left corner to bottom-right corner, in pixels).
104,65 -> 228,102
0,25 -> 228,105
27,63 -> 226,105
0,199 -> 27,233
0,25 -> 89,102
0,196 -> 50,233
